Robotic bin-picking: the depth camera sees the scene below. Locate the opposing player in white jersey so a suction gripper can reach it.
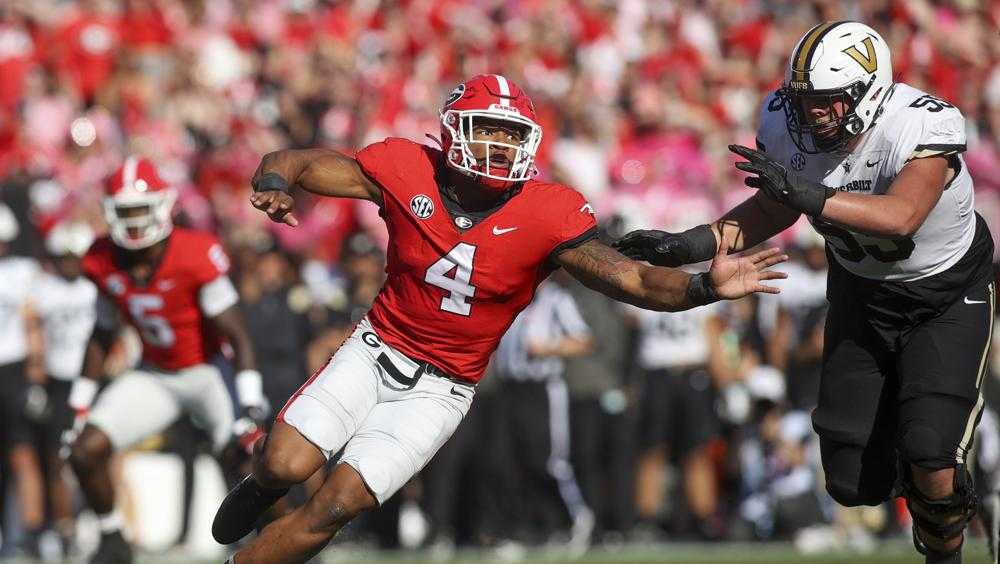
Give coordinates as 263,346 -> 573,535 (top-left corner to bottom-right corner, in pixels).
0,203 -> 47,556
616,21 -> 994,564
30,222 -> 98,556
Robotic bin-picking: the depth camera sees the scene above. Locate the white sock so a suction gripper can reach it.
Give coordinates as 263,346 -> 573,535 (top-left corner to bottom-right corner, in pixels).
98,510 -> 123,534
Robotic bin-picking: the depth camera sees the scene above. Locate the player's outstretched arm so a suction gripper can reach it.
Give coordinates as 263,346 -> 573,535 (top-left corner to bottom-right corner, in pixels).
729,143 -> 949,238
613,193 -> 799,267
556,239 -> 787,312
816,156 -> 949,237
249,149 -> 383,226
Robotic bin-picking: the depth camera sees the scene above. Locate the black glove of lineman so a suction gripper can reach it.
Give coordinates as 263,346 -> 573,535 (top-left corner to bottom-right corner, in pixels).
729,144 -> 836,217
612,224 -> 718,267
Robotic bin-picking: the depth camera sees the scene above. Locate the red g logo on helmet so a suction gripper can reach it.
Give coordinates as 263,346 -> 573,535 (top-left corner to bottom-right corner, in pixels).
439,75 -> 542,191
444,84 -> 466,108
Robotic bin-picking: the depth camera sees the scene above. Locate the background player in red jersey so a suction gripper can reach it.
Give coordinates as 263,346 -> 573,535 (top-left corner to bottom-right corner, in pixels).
212,75 -> 788,564
64,157 -> 267,564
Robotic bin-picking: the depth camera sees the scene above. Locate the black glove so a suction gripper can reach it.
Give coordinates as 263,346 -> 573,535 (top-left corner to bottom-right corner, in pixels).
729,144 -> 835,217
613,224 -> 718,267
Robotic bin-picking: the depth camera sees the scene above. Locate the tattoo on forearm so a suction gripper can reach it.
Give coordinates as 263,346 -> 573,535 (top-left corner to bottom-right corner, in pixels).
560,240 -> 691,311
560,240 -> 634,300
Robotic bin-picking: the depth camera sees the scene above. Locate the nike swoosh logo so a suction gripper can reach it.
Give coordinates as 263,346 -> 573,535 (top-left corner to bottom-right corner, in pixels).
492,226 -> 518,235
865,159 -> 881,167
450,386 -> 469,398
964,297 -> 987,305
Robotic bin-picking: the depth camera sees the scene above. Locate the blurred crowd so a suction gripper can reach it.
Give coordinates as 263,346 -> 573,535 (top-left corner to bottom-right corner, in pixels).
2,0 -> 1000,560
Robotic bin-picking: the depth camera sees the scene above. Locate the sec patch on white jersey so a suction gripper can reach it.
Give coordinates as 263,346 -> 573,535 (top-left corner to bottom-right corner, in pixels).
757,83 -> 975,282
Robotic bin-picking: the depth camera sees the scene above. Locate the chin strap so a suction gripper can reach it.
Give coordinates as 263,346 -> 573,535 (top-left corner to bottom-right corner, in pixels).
425,133 -> 443,148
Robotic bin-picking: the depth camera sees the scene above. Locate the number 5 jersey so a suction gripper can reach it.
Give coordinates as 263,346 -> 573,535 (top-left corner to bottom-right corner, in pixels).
82,229 -> 238,371
757,83 -> 976,282
356,137 -> 598,383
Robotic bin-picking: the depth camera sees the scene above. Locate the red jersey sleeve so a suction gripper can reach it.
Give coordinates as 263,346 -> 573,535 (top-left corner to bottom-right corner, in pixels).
189,234 -> 231,286
354,137 -> 436,204
544,184 -> 599,257
355,138 -> 394,183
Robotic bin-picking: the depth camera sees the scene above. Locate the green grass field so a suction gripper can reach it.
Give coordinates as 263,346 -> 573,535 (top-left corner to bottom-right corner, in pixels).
6,541 -> 993,564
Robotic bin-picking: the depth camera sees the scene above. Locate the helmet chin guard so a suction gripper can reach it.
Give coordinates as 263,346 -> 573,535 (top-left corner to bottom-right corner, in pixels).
103,190 -> 176,250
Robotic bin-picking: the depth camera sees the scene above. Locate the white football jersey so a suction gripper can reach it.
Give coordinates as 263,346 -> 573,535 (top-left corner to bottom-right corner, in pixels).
632,301 -> 720,370
31,272 -> 98,380
0,256 -> 40,365
757,83 -> 975,281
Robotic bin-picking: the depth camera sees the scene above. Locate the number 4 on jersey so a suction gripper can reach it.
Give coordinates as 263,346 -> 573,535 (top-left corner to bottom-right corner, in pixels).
425,243 -> 477,316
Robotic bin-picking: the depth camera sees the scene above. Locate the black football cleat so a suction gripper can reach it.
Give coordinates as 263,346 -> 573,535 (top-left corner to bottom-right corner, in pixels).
212,474 -> 288,544
89,530 -> 133,564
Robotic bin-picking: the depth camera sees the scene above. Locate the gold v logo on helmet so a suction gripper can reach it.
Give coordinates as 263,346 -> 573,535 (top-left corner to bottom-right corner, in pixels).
843,37 -> 878,73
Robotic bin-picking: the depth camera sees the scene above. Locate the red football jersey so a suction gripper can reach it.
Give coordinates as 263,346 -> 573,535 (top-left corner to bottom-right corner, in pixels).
357,138 -> 598,383
82,228 -> 232,371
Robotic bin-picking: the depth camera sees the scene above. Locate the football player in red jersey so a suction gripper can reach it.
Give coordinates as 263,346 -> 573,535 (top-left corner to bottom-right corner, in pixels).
212,75 -> 788,564
65,157 -> 267,564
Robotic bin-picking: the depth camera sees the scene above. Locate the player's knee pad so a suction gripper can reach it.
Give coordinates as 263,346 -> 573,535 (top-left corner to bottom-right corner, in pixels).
899,423 -> 947,468
825,476 -> 886,507
901,463 -> 979,544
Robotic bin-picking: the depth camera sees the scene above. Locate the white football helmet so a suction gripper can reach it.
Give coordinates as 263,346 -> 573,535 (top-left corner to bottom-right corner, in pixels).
780,21 -> 893,153
0,203 -> 19,243
103,156 -> 177,250
46,221 -> 95,257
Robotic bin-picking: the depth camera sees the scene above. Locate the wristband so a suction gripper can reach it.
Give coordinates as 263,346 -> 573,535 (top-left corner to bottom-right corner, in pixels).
686,272 -> 720,306
253,172 -> 289,193
68,378 -> 98,412
679,224 -> 720,263
235,369 -> 265,408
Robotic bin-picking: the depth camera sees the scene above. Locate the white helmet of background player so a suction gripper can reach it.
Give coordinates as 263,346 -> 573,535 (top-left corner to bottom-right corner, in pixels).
46,221 -> 95,257
103,156 -> 177,250
781,21 -> 893,153
0,203 -> 19,243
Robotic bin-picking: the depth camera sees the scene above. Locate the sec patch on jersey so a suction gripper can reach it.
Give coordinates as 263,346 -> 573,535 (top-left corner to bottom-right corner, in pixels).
410,194 -> 434,219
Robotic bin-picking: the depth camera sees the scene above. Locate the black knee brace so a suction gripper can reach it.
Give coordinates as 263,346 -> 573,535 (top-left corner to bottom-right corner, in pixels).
902,464 -> 979,553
